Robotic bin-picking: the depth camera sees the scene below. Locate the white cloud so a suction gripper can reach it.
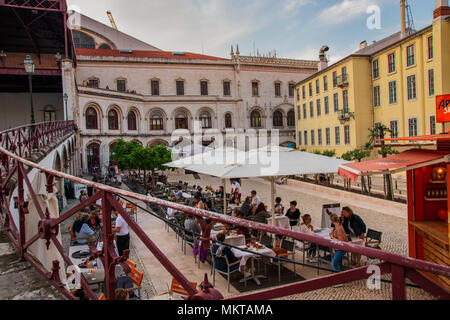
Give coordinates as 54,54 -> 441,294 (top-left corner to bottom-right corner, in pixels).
68,0 -> 276,57
317,0 -> 379,26
283,0 -> 316,11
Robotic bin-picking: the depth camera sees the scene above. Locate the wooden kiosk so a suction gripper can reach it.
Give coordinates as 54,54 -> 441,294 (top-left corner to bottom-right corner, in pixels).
339,95 -> 450,290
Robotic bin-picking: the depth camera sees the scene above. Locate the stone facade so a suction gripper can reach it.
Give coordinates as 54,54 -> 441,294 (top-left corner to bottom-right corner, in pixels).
67,14 -> 319,174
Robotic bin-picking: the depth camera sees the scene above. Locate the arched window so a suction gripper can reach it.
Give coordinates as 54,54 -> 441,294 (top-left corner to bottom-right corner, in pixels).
108,109 -> 119,130
86,107 -> 98,129
86,143 -> 100,174
175,112 -> 188,129
150,113 -> 163,130
225,113 -> 232,128
127,111 -> 137,130
99,43 -> 112,50
200,111 -> 212,129
287,110 -> 295,127
250,110 -> 262,128
273,110 -> 283,127
73,30 -> 95,49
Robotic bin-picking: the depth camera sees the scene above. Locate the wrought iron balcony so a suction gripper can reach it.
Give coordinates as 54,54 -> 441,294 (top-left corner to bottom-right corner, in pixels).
337,74 -> 349,87
337,109 -> 355,124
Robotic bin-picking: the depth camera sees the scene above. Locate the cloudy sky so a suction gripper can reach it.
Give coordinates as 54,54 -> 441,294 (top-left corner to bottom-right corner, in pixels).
67,0 -> 435,63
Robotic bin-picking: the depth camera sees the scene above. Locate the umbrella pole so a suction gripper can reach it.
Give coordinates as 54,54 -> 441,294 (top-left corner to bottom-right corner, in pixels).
271,176 -> 276,226
223,178 -> 227,215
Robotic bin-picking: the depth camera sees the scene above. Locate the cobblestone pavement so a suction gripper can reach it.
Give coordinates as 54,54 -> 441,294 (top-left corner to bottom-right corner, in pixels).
164,172 -> 435,300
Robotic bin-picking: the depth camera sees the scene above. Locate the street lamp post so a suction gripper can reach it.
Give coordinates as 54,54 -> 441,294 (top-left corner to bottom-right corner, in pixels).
23,55 -> 35,124
63,93 -> 68,121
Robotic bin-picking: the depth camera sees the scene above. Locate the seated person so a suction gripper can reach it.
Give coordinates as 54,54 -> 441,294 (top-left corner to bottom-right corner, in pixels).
215,186 -> 224,198
240,196 -> 253,218
233,211 -> 251,239
299,214 -> 317,262
274,197 -> 284,214
285,201 -> 301,226
276,177 -> 288,185
87,211 -> 101,230
75,214 -> 95,244
184,215 -> 201,242
173,185 -> 183,200
211,232 -> 241,273
115,288 -> 129,300
116,274 -> 136,299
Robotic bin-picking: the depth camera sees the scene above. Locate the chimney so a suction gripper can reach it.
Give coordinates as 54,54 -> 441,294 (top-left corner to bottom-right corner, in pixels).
318,45 -> 329,71
400,0 -> 407,38
434,0 -> 450,20
359,41 -> 367,50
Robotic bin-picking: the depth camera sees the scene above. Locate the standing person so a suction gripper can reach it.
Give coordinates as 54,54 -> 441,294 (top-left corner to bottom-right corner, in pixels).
329,213 -> 348,273
341,206 -> 366,267
112,212 -> 130,257
285,201 -> 301,227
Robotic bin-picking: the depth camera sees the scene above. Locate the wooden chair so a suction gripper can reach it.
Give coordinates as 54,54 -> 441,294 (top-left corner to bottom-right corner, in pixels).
126,259 -> 137,269
273,239 -> 296,282
127,205 -> 137,223
170,277 -> 197,296
125,266 -> 144,299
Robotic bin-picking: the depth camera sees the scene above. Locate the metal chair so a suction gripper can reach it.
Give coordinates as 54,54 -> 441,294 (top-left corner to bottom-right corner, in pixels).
273,239 -> 296,282
211,246 -> 245,293
365,229 -> 383,250
260,234 -> 274,248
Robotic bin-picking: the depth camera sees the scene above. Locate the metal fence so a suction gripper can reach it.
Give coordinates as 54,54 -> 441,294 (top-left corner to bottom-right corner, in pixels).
0,121 -> 449,300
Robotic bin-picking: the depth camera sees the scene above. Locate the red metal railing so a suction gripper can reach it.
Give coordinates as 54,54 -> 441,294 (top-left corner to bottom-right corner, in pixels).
0,0 -> 64,12
0,121 -> 449,300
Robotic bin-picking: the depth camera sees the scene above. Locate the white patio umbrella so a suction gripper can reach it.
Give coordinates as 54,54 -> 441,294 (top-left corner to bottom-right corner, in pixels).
165,145 -> 349,225
171,142 -> 212,159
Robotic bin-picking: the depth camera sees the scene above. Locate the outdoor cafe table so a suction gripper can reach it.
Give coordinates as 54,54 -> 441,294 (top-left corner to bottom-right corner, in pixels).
231,245 -> 276,285
68,240 -> 121,286
267,215 -> 290,229
302,227 -> 366,264
182,192 -> 193,199
210,229 -> 246,247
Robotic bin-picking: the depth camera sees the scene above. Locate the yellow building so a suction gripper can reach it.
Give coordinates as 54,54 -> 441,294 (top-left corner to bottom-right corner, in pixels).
294,1 -> 450,157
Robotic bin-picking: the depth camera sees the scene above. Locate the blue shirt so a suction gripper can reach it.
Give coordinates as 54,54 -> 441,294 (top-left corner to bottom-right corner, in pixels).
76,223 -> 95,244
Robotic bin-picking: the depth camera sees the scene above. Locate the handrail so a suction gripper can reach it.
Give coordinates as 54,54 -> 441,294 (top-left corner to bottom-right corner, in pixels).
0,121 -> 449,300
2,144 -> 449,278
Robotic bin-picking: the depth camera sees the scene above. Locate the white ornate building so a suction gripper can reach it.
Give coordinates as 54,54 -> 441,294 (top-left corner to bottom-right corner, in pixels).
65,13 -> 319,174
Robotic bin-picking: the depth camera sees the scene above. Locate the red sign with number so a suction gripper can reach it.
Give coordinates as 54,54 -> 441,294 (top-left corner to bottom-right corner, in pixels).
436,95 -> 450,123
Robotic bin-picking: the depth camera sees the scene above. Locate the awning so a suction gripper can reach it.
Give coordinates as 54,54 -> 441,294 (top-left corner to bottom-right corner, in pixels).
338,149 -> 450,181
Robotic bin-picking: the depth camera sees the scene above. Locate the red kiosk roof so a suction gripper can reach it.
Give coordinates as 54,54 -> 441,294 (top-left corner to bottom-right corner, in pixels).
338,149 -> 450,181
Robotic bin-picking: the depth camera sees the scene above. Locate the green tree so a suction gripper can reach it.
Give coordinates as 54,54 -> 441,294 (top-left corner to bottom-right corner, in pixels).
368,124 -> 399,200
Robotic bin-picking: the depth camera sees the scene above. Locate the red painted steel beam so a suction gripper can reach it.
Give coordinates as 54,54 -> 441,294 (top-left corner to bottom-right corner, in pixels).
0,0 -> 64,12
391,264 -> 406,300
106,192 -> 199,297
0,68 -> 62,76
227,262 -> 391,300
22,252 -> 76,300
406,268 -> 450,300
1,140 -> 449,279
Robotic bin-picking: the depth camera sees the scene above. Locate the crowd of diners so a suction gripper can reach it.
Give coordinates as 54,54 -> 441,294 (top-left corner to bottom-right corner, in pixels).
152,177 -> 367,274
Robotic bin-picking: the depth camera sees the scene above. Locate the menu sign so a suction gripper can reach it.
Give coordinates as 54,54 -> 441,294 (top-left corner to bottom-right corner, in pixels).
436,94 -> 450,123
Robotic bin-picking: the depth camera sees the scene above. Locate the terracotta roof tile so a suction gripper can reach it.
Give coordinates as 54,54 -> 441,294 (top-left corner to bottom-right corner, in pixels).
75,48 -> 227,61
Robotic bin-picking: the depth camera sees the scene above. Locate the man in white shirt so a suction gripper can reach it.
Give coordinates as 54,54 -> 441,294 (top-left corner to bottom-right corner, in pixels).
112,212 -> 130,257
251,190 -> 261,207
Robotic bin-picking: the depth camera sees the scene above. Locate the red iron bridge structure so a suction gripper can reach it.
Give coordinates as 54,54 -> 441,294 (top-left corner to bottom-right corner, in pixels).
0,120 -> 449,300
